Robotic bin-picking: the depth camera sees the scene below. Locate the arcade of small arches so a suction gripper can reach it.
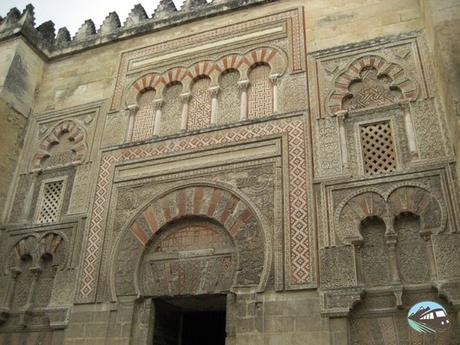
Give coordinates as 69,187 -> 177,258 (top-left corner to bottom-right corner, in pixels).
123,46 -> 287,141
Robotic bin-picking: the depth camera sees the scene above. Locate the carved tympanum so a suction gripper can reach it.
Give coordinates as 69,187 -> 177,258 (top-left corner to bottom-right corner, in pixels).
327,55 -> 418,114
32,120 -> 87,170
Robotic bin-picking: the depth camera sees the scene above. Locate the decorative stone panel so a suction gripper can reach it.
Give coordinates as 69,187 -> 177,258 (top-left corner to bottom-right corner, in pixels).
308,34 -> 429,120
319,246 -> 356,289
139,221 -> 236,296
160,83 -> 183,135
32,120 -> 87,170
188,77 -> 212,130
248,64 -> 273,119
77,117 -> 314,303
218,70 -> 241,124
326,55 -> 417,115
131,90 -> 156,141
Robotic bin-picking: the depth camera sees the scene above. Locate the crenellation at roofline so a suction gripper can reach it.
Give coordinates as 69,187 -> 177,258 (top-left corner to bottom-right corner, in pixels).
0,0 -> 276,59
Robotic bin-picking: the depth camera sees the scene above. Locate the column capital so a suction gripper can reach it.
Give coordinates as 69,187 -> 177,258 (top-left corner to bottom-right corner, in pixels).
237,80 -> 250,90
334,110 -> 348,119
9,266 -> 22,278
153,99 -> 164,110
209,86 -> 220,97
126,104 -> 139,113
180,92 -> 192,103
269,73 -> 281,85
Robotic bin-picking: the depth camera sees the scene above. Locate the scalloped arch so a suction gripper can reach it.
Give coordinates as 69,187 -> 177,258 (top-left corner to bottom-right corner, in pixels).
32,120 -> 87,170
326,54 -> 418,114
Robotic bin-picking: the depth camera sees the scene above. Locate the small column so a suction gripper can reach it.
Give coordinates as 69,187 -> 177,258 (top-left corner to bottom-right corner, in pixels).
400,100 -> 418,158
153,99 -> 164,136
1,267 -> 21,312
21,173 -> 38,221
24,266 -> 42,311
238,80 -> 250,121
384,217 -> 401,284
269,74 -> 280,113
351,239 -> 364,285
336,110 -> 349,171
421,231 -> 437,280
180,93 -> 192,131
124,104 -> 139,143
209,86 -> 220,125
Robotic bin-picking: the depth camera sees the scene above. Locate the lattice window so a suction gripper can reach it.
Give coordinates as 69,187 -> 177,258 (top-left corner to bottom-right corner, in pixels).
36,180 -> 65,224
360,121 -> 397,175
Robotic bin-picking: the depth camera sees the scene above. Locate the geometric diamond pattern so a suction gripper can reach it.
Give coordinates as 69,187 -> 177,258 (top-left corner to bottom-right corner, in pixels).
78,118 -> 311,301
36,180 -> 64,224
360,121 -> 397,175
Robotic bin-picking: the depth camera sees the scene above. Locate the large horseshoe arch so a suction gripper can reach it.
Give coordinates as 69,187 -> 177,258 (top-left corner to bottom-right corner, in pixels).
110,183 -> 271,299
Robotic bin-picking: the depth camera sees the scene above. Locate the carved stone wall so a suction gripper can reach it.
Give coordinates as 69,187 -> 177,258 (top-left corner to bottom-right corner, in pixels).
188,77 -> 212,130
219,70 -> 241,124
1,1 -> 460,344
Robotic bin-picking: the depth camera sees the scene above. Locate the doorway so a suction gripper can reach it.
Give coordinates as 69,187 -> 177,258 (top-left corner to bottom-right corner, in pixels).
152,295 -> 227,345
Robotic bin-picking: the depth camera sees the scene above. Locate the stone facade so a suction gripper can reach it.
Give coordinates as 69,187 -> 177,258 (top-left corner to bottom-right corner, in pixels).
0,0 -> 459,344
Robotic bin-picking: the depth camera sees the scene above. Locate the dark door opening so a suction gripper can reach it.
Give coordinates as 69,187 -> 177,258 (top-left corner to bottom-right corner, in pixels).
181,310 -> 226,345
152,295 -> 227,345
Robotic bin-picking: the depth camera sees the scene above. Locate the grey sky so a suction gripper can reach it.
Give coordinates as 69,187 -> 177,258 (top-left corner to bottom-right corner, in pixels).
0,0 -> 186,36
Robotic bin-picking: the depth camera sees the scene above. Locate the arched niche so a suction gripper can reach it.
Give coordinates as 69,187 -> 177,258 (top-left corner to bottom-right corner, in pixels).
217,68 -> 241,124
160,81 -> 183,135
111,184 -> 270,300
5,233 -> 66,310
335,190 -> 387,245
131,88 -> 156,141
32,120 -> 87,170
248,63 -> 273,119
327,54 -> 418,115
387,185 -> 445,235
359,216 -> 391,287
394,212 -> 430,284
188,76 -> 212,130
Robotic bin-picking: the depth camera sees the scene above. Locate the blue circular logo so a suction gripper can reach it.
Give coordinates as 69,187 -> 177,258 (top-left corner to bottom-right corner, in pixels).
408,301 -> 450,334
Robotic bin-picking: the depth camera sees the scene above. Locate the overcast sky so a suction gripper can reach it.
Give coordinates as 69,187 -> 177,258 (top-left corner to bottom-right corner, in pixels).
0,0 -> 186,36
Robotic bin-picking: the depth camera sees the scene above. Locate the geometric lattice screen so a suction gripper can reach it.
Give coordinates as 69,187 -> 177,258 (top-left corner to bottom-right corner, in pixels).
36,180 -> 65,224
360,121 -> 397,175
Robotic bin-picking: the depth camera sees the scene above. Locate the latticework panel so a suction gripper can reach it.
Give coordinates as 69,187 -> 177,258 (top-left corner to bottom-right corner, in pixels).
132,90 -> 156,141
360,121 -> 397,175
218,70 -> 240,124
248,64 -> 273,119
188,77 -> 211,130
161,83 -> 183,135
36,180 -> 65,224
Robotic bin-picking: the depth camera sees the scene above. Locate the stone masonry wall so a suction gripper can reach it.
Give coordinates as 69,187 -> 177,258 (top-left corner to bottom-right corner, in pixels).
0,0 -> 459,344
